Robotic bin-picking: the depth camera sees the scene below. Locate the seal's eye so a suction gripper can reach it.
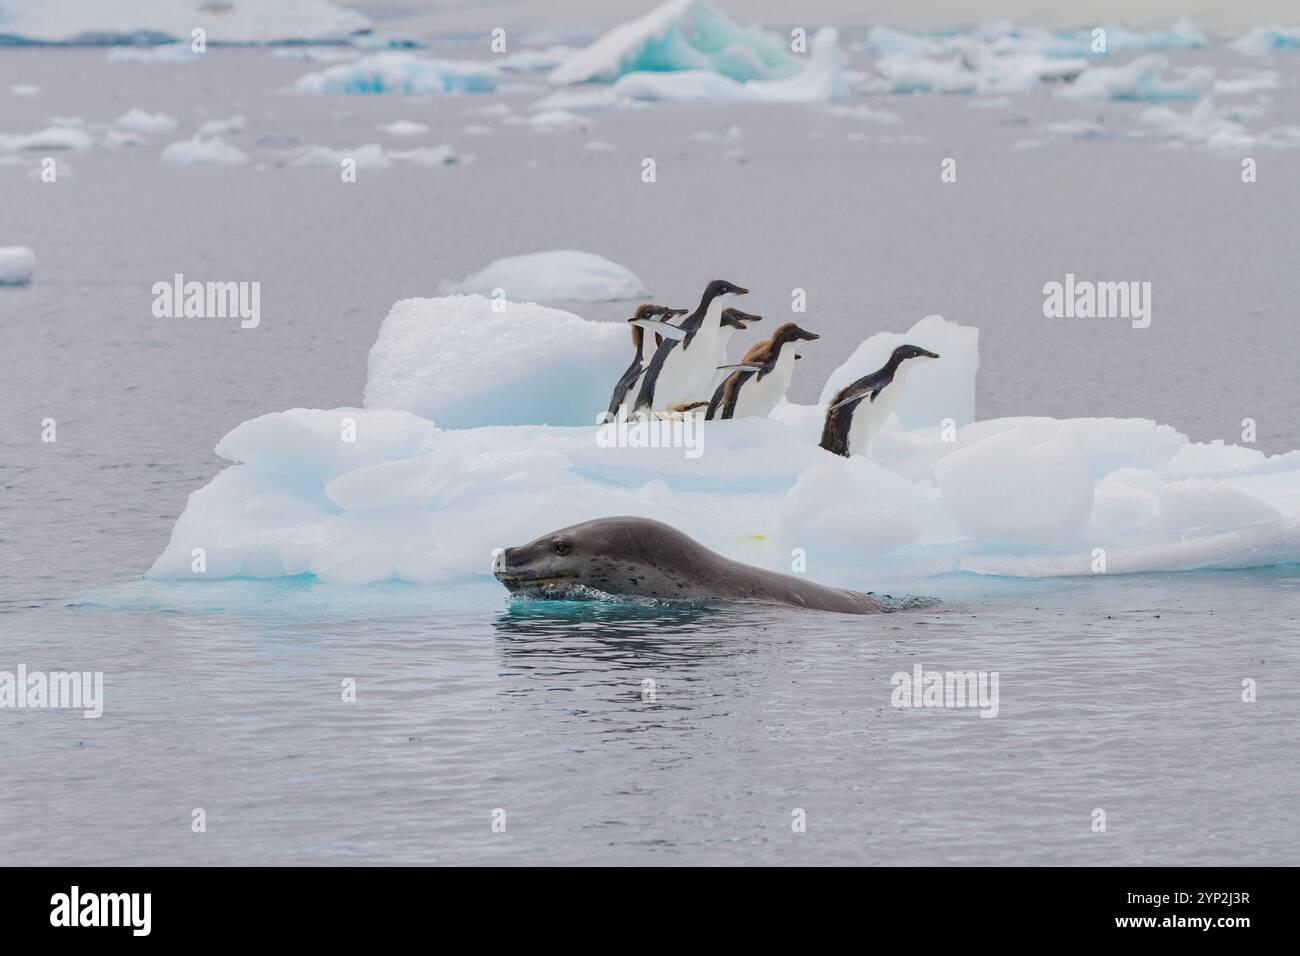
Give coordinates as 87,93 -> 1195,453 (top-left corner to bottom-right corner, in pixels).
554,542 -> 571,556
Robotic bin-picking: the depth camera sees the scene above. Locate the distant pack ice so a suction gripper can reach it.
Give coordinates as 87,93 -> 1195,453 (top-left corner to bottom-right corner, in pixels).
0,0 -> 369,44
0,246 -> 36,285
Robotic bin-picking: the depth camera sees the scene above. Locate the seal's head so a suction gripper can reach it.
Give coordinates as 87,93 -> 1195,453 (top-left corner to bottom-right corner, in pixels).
493,516 -> 705,599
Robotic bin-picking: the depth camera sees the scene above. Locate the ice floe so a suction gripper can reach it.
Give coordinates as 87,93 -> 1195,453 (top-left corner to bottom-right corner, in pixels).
0,0 -> 369,44
437,252 -> 645,304
376,120 -> 428,136
198,114 -> 246,136
547,0 -> 800,85
0,126 -> 95,151
1059,54 -> 1213,101
294,52 -> 497,95
1231,25 -> 1300,56
148,295 -> 1300,586
160,135 -> 249,166
0,246 -> 36,285
113,108 -> 177,133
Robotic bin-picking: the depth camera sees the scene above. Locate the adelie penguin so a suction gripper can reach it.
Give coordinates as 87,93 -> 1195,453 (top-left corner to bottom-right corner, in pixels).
707,321 -> 819,420
820,344 -> 940,457
632,279 -> 748,413
604,304 -> 688,421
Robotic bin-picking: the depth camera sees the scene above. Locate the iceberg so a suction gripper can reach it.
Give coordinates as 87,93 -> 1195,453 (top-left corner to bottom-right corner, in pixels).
148,294 -> 1300,586
0,246 -> 35,285
548,0 -> 800,85
0,0 -> 369,45
294,52 -> 497,95
1231,25 -> 1300,56
437,251 -> 645,304
1058,54 -> 1213,102
609,26 -> 846,103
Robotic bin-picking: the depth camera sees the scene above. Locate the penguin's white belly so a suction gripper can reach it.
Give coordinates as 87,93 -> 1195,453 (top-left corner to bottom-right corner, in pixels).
847,387 -> 901,456
655,332 -> 721,408
731,353 -> 795,419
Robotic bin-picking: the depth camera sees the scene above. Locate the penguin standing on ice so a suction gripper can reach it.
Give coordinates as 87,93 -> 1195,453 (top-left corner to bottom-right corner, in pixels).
819,344 -> 940,457
633,279 -> 748,414
604,304 -> 688,420
706,321 -> 820,420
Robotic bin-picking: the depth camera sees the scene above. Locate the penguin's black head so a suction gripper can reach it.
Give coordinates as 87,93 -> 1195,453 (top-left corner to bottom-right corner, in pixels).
771,322 -> 821,347
705,279 -> 748,301
892,344 -> 940,362
721,307 -> 763,329
630,303 -> 685,321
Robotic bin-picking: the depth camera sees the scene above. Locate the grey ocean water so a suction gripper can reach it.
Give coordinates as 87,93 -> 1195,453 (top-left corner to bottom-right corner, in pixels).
1,46 -> 1299,864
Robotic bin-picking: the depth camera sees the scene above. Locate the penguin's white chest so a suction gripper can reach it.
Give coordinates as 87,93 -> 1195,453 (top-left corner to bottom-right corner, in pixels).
732,348 -> 795,419
655,324 -> 722,408
847,373 -> 906,456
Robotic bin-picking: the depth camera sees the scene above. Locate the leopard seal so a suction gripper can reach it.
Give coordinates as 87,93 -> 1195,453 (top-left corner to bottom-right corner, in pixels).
492,516 -> 893,614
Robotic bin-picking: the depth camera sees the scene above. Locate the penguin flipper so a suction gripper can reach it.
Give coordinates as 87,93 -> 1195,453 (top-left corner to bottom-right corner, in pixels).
629,318 -> 687,341
827,387 -> 880,413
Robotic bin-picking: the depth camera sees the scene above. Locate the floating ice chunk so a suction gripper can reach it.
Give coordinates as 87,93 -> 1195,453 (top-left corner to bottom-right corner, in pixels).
387,145 -> 459,166
271,47 -> 359,64
1138,99 -> 1266,152
199,114 -> 246,136
860,25 -> 942,57
548,0 -> 799,85
294,52 -> 497,95
526,109 -> 593,132
160,135 -> 249,166
1044,118 -> 1108,140
610,26 -> 846,102
0,126 -> 94,152
438,251 -> 645,304
363,295 -> 630,428
1059,54 -> 1213,101
1213,69 -> 1281,96
496,46 -> 575,74
585,140 -> 616,152
974,19 -> 1208,58
1231,25 -> 1300,56
104,129 -> 148,148
818,315 -> 979,430
9,84 -> 40,96
1,0 -> 368,44
824,103 -> 901,124
106,44 -> 197,64
291,143 -> 390,169
113,108 -> 177,133
1163,439 -> 1268,478
376,120 -> 428,136
0,246 -> 36,285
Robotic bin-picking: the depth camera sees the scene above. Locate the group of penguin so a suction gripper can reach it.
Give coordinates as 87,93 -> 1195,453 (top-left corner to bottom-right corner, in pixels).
602,279 -> 940,458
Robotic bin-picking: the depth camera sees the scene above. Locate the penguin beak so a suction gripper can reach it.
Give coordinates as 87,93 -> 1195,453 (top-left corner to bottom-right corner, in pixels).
795,354 -> 803,360
921,349 -> 940,359
798,330 -> 820,341
734,287 -> 749,296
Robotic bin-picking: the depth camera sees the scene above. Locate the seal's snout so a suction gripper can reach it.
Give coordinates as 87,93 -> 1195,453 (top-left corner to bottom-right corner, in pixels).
491,546 -> 512,576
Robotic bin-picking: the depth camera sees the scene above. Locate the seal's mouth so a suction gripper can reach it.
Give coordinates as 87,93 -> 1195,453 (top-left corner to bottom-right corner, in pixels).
494,570 -> 579,592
